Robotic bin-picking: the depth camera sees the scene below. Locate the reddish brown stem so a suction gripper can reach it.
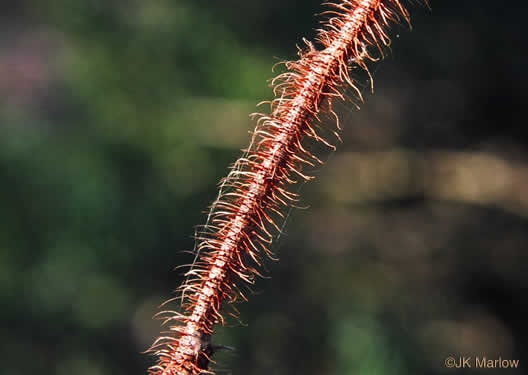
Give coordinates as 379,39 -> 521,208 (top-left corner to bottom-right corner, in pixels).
147,1 -> 420,374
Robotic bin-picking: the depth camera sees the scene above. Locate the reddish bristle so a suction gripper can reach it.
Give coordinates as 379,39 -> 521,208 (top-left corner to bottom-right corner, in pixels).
148,1 -> 417,374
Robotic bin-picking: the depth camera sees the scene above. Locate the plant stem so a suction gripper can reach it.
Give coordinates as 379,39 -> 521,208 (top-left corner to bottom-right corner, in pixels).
148,1 -> 419,374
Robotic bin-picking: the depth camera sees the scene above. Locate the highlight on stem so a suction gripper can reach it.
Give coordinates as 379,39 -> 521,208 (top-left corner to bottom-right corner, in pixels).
146,1 -> 425,374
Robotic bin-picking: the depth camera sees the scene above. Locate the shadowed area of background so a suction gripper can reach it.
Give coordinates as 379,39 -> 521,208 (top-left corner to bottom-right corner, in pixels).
1,1 -> 527,374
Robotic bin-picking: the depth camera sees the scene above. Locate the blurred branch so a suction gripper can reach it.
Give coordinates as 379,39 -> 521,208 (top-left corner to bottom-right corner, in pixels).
322,149 -> 528,217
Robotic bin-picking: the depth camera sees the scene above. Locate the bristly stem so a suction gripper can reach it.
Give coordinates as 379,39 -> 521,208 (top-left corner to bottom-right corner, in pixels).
147,1 -> 422,374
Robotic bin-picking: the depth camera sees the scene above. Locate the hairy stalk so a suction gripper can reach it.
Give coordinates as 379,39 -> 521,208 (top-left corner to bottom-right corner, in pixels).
147,1 -> 422,374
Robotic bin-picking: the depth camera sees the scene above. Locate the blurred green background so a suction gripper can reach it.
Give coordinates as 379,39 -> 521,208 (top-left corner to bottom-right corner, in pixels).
1,1 -> 527,374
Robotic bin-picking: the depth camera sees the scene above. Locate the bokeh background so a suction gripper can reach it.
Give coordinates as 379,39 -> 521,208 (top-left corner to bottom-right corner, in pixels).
1,1 -> 527,374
